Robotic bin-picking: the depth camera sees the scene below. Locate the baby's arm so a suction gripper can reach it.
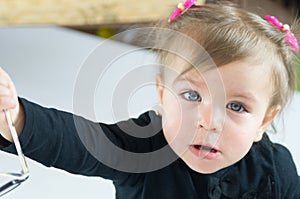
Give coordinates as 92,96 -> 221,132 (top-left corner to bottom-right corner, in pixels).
0,67 -> 124,181
0,67 -> 25,142
0,67 -> 160,183
1,96 -> 134,183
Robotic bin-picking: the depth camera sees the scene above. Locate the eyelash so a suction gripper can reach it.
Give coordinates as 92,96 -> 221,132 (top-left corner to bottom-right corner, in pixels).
181,90 -> 202,102
226,102 -> 247,113
181,91 -> 247,112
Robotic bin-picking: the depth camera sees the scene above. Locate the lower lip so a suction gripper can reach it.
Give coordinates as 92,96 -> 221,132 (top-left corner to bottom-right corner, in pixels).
189,146 -> 221,160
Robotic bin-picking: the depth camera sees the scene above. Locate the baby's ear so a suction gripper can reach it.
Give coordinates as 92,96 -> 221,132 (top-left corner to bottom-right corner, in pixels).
254,106 -> 281,142
156,76 -> 164,104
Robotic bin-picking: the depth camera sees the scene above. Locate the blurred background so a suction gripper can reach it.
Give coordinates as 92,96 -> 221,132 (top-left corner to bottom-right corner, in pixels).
0,0 -> 300,89
0,0 -> 299,25
0,0 -> 299,38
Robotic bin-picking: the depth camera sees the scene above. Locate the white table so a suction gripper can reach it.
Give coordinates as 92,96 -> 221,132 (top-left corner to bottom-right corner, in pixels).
0,26 -> 298,199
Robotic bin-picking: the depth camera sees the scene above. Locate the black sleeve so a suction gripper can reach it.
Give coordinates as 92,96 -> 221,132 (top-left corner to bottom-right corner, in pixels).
2,98 -> 164,182
0,134 -> 11,149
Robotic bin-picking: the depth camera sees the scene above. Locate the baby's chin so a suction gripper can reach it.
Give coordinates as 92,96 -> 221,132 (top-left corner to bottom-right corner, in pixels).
187,163 -> 222,174
180,154 -> 229,174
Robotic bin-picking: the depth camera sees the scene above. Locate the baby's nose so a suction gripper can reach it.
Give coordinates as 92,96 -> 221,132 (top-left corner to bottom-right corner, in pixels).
196,102 -> 224,132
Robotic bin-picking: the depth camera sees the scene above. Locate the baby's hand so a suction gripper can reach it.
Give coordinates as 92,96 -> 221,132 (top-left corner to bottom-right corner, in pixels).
0,67 -> 24,142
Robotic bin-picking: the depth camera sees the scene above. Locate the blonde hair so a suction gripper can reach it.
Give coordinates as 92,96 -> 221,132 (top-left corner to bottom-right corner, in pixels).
153,3 -> 298,110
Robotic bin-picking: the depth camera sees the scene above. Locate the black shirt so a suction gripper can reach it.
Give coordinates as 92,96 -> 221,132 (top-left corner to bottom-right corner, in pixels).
2,98 -> 300,198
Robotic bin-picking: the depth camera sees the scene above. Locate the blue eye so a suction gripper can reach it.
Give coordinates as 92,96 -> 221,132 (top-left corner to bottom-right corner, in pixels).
226,102 -> 246,112
182,91 -> 202,102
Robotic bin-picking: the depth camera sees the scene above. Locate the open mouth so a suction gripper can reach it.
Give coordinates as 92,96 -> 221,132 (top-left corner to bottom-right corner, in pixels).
193,145 -> 218,153
189,144 -> 221,160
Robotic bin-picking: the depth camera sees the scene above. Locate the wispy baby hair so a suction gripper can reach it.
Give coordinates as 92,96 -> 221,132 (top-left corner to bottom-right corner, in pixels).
154,2 -> 299,110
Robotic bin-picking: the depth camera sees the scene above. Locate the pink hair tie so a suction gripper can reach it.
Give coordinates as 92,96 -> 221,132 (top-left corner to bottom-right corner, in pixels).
168,0 -> 198,23
265,15 -> 299,52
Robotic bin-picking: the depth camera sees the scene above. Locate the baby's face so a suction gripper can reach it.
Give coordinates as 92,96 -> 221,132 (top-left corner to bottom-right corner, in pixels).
156,60 -> 279,173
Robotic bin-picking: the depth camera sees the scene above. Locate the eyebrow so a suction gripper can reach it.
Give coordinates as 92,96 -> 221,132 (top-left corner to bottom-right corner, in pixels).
172,73 -> 206,88
172,76 -> 196,88
230,92 -> 257,103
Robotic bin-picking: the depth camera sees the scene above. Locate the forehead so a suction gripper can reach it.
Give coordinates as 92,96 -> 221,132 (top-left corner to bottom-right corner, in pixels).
164,55 -> 271,79
161,54 -> 216,83
167,60 -> 273,97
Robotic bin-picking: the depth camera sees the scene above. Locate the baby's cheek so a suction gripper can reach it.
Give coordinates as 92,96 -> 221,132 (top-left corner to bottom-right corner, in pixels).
161,90 -> 194,151
162,110 -> 197,156
221,129 -> 255,163
162,111 -> 182,142
161,92 -> 182,138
